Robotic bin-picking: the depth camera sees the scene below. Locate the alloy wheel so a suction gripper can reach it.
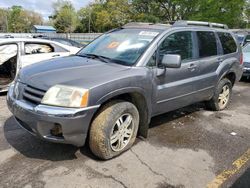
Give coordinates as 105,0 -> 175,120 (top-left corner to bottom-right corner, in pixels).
110,113 -> 134,152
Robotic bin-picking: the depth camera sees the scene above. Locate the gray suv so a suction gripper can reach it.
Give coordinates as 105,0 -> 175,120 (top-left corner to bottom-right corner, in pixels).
7,21 -> 243,159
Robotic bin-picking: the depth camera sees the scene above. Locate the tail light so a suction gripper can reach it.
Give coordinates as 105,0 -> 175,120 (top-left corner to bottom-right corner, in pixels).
240,53 -> 243,65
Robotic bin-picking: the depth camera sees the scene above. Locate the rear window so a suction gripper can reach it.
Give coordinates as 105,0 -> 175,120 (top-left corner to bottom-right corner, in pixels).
218,32 -> 237,54
197,31 -> 217,58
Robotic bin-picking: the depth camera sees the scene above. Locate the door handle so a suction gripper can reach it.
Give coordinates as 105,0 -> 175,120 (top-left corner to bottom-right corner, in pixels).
217,58 -> 223,63
188,64 -> 197,70
52,54 -> 60,57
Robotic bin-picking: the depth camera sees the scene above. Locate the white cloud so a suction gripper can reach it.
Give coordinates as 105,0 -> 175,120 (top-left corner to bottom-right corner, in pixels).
0,0 -> 93,19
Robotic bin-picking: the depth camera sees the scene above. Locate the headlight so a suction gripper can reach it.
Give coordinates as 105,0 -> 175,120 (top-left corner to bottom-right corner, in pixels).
41,85 -> 89,108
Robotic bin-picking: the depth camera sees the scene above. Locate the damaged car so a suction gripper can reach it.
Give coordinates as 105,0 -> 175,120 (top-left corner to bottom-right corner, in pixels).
0,38 -> 80,92
7,21 -> 243,160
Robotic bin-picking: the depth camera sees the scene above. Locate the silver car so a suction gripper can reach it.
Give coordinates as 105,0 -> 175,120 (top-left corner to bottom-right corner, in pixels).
242,43 -> 250,78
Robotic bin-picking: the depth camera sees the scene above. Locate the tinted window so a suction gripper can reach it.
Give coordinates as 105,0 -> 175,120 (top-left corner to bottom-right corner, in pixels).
51,43 -> 69,53
159,31 -> 193,61
218,32 -> 237,54
197,31 -> 217,58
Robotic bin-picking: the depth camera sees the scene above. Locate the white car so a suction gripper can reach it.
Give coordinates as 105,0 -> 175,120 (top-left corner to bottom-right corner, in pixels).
0,38 -> 80,92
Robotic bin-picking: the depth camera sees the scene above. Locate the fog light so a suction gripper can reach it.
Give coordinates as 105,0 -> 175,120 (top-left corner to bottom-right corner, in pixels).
50,124 -> 63,137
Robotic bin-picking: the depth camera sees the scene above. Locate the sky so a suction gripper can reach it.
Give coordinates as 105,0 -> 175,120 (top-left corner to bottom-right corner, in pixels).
0,0 -> 93,20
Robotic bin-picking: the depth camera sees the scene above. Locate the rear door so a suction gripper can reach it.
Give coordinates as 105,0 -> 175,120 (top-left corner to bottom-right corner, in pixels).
192,30 -> 221,101
20,42 -> 70,67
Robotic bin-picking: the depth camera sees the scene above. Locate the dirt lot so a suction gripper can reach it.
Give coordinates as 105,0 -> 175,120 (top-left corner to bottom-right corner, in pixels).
0,81 -> 249,188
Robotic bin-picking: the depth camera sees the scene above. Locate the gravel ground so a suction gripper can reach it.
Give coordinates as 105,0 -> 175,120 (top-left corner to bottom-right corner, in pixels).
0,81 -> 249,188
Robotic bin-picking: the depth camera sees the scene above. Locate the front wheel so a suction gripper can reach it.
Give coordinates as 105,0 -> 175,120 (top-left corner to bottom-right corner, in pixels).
89,101 -> 139,160
205,78 -> 232,111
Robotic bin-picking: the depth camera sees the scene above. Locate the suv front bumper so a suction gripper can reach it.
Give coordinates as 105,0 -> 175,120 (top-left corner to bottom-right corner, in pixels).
7,85 -> 99,147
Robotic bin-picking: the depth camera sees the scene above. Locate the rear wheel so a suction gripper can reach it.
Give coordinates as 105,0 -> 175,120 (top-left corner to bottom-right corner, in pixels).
89,101 -> 139,160
205,78 -> 232,111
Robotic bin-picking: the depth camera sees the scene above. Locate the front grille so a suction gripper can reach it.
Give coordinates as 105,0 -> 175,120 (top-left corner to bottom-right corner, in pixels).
23,85 -> 46,105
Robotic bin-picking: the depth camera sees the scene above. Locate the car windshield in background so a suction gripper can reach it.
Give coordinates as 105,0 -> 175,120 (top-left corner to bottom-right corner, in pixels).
243,43 -> 250,53
243,35 -> 250,46
237,35 -> 244,44
77,29 -> 160,66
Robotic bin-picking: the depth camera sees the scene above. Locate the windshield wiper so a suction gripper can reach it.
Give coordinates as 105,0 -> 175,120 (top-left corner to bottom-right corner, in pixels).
77,53 -> 129,66
78,53 -> 112,64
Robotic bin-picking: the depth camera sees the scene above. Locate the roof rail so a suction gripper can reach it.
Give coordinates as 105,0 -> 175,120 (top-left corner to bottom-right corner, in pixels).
123,22 -> 171,29
173,20 -> 228,29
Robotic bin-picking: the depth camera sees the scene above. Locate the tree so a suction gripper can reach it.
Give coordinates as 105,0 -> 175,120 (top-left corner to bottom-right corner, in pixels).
244,0 -> 250,28
0,8 -> 8,32
131,0 -> 246,28
51,0 -> 77,33
77,0 -> 132,33
188,0 -> 245,28
7,6 -> 43,33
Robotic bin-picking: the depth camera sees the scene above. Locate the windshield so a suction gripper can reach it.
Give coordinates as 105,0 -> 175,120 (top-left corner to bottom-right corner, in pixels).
77,29 -> 160,66
243,43 -> 250,53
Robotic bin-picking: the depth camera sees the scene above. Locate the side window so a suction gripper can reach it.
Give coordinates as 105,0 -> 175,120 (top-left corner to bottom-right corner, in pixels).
197,31 -> 217,58
158,31 -> 193,62
218,32 -> 237,54
51,43 -> 69,53
25,43 -> 54,55
53,39 -> 72,46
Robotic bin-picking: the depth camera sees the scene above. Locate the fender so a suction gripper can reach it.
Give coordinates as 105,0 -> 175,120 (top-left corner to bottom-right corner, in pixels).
97,87 -> 152,138
216,57 -> 239,84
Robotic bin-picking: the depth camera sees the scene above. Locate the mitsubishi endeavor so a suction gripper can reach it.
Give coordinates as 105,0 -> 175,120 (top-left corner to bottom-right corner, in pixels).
7,21 -> 243,159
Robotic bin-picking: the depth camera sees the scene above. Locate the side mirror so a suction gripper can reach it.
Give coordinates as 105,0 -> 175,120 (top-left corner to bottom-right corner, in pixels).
161,54 -> 181,68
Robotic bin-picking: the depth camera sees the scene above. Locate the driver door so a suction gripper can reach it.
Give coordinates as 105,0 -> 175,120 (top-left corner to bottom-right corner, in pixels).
152,31 -> 200,115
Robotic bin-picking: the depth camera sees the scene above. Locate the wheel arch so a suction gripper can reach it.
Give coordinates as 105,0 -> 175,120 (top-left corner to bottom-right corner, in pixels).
92,88 -> 152,138
220,71 -> 236,86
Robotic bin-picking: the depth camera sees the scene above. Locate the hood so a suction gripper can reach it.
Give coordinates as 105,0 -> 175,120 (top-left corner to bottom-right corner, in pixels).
19,55 -> 130,91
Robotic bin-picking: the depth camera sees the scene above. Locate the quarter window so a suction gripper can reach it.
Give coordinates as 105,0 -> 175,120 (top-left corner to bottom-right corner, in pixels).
147,52 -> 156,67
197,31 -> 217,58
159,31 -> 193,62
218,32 -> 237,54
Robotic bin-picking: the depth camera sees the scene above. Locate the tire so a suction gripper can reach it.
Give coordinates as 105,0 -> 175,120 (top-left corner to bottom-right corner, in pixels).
205,78 -> 232,111
89,100 -> 139,160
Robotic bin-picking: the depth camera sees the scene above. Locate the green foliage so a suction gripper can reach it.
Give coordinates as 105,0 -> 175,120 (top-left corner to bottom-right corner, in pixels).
75,0 -> 247,32
0,0 -> 249,33
77,0 -> 132,33
51,0 -> 78,33
131,0 -> 245,28
6,6 -> 43,33
187,0 -> 246,28
0,8 -> 8,32
245,0 -> 250,27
